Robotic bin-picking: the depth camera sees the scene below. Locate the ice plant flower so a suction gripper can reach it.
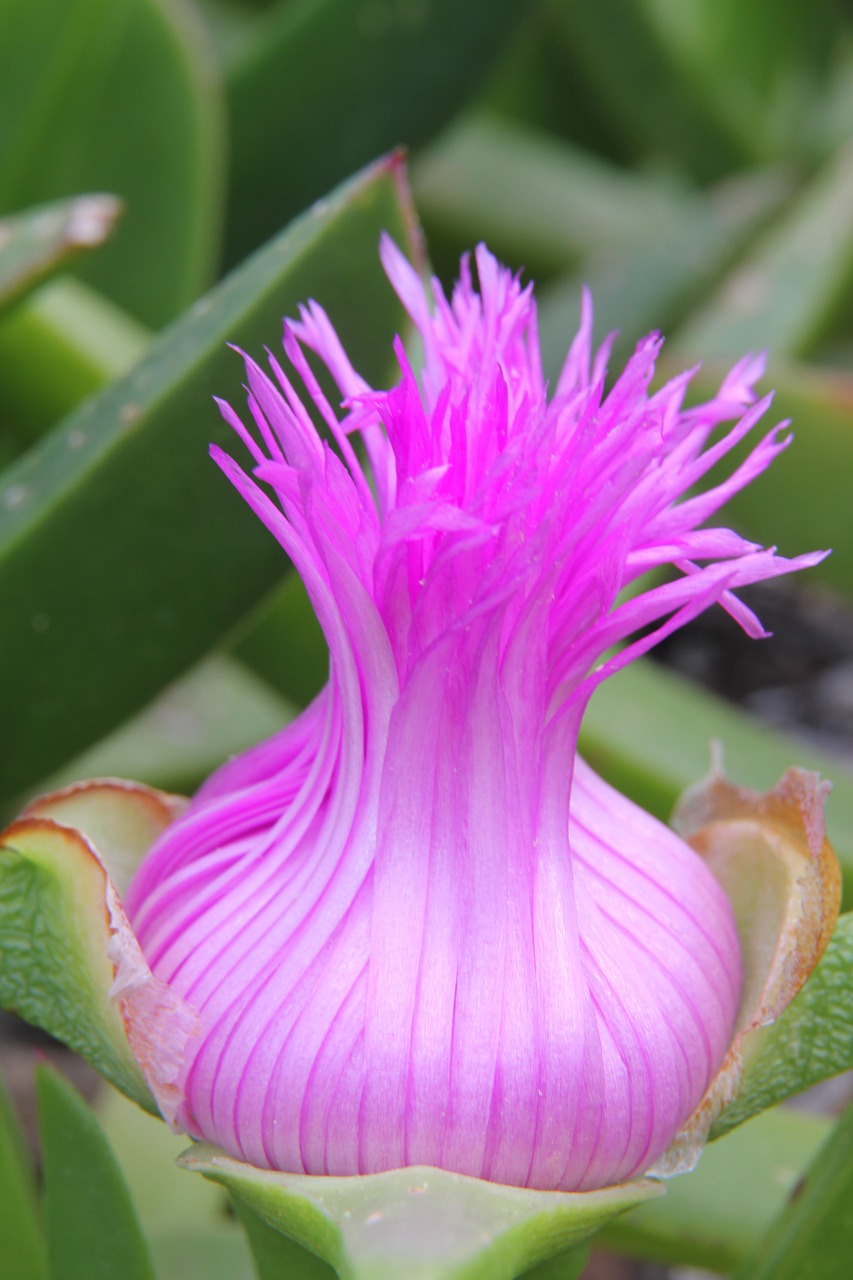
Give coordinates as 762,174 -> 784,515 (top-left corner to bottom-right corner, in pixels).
97,244 -> 831,1189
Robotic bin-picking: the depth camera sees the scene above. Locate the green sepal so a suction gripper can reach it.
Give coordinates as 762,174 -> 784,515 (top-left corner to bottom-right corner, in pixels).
180,1144 -> 660,1280
0,780 -> 186,1112
711,911 -> 853,1139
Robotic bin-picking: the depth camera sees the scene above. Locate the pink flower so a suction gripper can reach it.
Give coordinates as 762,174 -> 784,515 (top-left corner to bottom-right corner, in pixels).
123,241 -> 824,1190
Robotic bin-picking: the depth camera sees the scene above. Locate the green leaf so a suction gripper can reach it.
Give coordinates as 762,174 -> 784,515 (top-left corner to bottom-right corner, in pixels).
232,575 -> 328,708
578,658 -> 853,908
42,653 -> 295,799
536,165 -> 792,379
675,142 -> 853,360
0,154 -> 419,796
413,113 -> 698,282
0,1068 -> 47,1280
0,278 -> 149,461
0,0 -> 226,326
37,1064 -> 155,1280
181,1144 -> 661,1280
711,913 -> 853,1139
733,1103 -> 853,1280
224,0 -> 527,265
96,1085 -> 255,1280
543,0 -> 746,181
602,1107 -> 830,1273
642,0 -> 841,164
0,822 -> 154,1111
0,194 -> 121,319
149,1226 -> 257,1280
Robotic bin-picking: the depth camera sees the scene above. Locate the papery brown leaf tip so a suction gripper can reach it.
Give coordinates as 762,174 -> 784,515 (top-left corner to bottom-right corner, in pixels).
655,764 -> 841,1178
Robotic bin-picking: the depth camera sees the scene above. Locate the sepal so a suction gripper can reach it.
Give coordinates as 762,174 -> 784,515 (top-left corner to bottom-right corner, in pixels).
179,1144 -> 661,1280
652,764 -> 841,1173
0,779 -> 188,1115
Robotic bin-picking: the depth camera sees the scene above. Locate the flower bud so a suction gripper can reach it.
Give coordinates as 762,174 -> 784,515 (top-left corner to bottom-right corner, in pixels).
123,241 -> 827,1189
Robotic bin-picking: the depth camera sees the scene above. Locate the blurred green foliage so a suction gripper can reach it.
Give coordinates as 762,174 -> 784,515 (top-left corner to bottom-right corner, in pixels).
2,1 -> 853,1274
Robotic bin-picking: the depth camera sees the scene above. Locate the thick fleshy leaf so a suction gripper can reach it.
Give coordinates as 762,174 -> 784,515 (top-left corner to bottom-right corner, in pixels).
0,194 -> 120,319
224,0 -> 527,264
0,154 -> 419,796
579,657 -> 853,907
602,1107 -> 830,1274
675,142 -> 853,360
0,781 -> 184,1110
181,1145 -> 661,1280
710,912 -> 853,1138
0,0 -> 225,326
37,1065 -> 155,1280
733,1103 -> 853,1280
0,1069 -> 47,1280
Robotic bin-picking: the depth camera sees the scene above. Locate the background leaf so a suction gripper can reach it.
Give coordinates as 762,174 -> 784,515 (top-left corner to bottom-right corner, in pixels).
0,278 -> 148,464
0,0 -> 226,326
223,0 -> 529,265
0,193 -> 121,319
602,1106 -> 830,1272
0,154 -> 418,797
675,141 -> 853,360
97,1086 -> 256,1280
37,1065 -> 155,1280
0,1069 -> 47,1280
733,1101 -> 853,1280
